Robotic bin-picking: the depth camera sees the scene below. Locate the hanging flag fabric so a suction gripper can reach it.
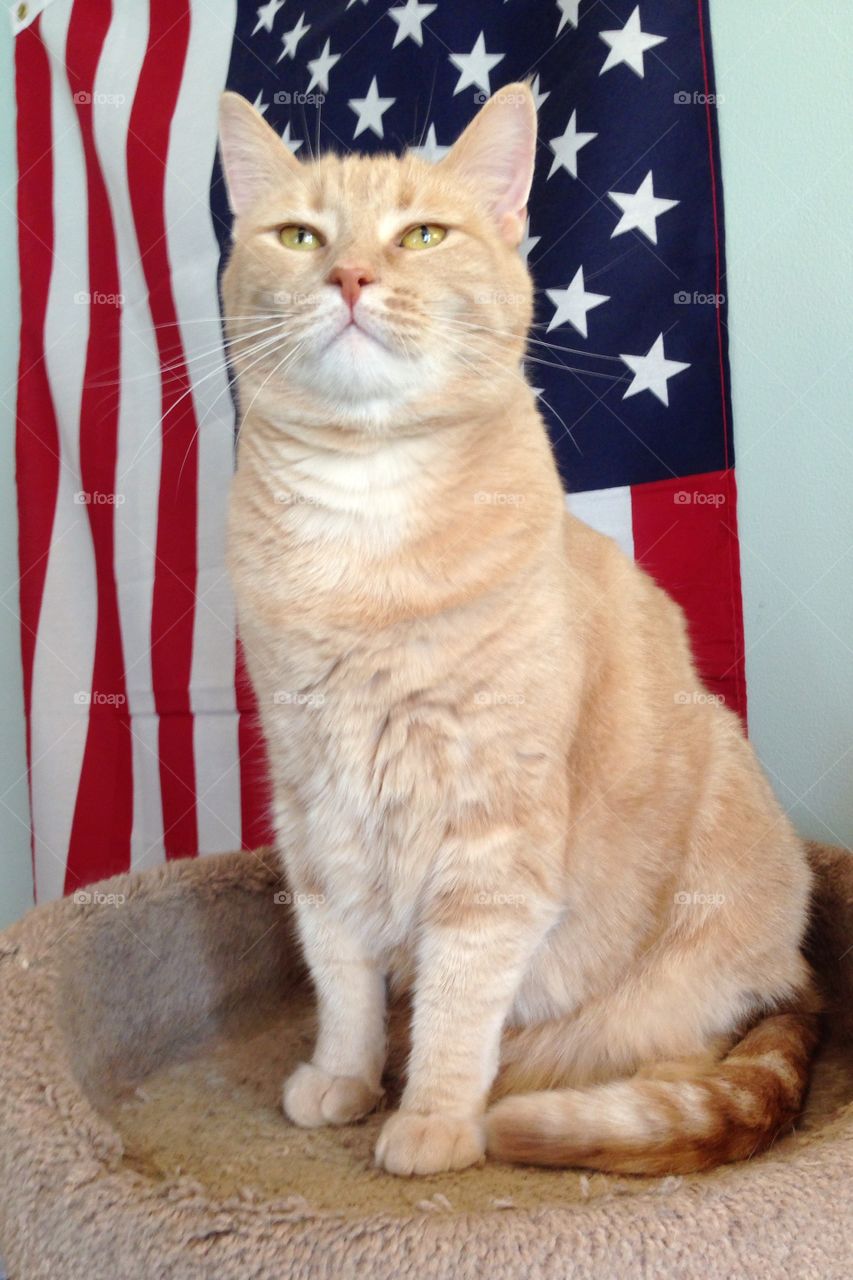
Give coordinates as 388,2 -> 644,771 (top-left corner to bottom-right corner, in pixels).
13,0 -> 744,902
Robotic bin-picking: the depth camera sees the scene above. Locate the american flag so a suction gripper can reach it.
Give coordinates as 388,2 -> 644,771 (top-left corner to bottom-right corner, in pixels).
14,0 -> 744,903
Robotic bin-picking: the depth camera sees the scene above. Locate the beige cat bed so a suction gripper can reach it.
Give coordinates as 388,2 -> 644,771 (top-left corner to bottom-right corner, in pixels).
0,844 -> 851,1280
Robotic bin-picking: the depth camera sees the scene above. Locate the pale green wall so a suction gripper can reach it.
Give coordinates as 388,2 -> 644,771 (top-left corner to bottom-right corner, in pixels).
712,3 -> 853,847
0,6 -> 850,927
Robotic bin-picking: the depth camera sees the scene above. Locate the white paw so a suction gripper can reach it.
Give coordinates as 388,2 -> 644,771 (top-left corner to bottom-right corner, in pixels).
282,1062 -> 383,1128
374,1110 -> 486,1176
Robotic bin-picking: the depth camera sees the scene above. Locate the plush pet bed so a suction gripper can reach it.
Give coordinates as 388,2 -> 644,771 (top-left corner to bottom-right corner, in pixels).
0,843 -> 851,1280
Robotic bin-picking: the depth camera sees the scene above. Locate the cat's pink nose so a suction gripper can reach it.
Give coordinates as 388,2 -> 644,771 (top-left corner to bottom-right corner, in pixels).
328,264 -> 375,310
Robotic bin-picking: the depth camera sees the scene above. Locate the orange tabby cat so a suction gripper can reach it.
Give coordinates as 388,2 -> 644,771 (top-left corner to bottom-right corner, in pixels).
218,84 -> 819,1178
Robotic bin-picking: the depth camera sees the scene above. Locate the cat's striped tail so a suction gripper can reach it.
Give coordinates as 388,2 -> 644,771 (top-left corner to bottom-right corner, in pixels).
485,1008 -> 821,1175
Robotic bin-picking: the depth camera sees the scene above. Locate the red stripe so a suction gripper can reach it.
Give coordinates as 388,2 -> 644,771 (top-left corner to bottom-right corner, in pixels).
631,470 -> 747,722
236,641 -> 275,850
63,0 -> 134,891
697,0 -> 746,726
126,0 -> 199,859
14,19 -> 61,899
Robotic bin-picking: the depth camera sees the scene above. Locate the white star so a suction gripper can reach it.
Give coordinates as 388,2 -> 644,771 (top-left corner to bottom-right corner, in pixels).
253,0 -> 286,36
556,0 -> 582,33
280,121 -> 303,154
548,110 -> 597,179
621,334 -> 690,406
348,77 -> 396,139
518,217 -> 540,264
546,267 -> 609,338
608,170 -> 679,244
252,91 -> 270,117
600,6 -> 666,78
278,13 -> 310,62
306,39 -> 340,93
530,74 -> 550,112
389,0 -> 436,47
449,32 -> 505,96
409,123 -> 450,162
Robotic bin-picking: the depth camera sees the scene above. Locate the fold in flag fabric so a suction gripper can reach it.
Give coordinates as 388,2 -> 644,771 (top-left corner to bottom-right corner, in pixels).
13,0 -> 744,901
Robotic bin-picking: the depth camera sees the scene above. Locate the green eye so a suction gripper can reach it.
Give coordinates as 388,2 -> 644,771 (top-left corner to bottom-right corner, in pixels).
400,224 -> 447,251
279,225 -> 324,251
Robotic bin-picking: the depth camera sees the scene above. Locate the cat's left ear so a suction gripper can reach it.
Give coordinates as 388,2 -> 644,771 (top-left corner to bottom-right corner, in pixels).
439,83 -> 537,248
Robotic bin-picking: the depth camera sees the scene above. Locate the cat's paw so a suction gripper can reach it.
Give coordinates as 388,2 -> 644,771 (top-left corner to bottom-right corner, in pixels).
282,1062 -> 383,1128
374,1110 -> 486,1176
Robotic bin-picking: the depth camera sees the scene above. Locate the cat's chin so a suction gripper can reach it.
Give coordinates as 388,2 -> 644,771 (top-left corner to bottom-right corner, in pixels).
301,329 -> 431,413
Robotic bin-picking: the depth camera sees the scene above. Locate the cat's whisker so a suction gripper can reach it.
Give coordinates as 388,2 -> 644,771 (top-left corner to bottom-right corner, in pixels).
118,330 -> 289,480
234,340 -> 306,451
424,310 -> 624,365
439,329 -> 584,455
175,336 -> 293,488
88,322 -> 290,390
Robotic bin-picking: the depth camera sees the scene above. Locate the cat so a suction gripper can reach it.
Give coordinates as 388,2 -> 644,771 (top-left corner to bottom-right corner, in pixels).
218,82 -> 819,1178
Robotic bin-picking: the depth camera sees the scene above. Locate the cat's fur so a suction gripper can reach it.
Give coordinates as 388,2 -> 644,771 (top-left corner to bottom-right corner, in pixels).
219,84 -> 819,1177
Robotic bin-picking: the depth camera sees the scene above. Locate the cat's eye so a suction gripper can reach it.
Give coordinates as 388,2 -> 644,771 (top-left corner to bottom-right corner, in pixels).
279,225 -> 325,251
400,224 -> 447,251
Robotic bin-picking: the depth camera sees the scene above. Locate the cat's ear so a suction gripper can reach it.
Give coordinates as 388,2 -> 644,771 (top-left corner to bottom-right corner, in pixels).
218,91 -> 302,218
439,83 -> 537,247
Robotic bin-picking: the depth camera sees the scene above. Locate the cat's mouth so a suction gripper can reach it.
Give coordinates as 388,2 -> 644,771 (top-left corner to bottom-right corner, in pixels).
325,314 -> 392,355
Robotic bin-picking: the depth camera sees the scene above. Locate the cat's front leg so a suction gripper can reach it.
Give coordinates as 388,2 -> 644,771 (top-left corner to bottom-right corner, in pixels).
375,868 -> 556,1176
283,896 -> 386,1128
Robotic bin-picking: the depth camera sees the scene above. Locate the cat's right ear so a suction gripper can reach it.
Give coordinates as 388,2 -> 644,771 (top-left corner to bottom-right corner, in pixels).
218,91 -> 302,218
439,82 -> 537,248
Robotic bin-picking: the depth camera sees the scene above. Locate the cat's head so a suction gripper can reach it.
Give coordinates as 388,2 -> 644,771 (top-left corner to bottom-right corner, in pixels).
218,84 -> 537,426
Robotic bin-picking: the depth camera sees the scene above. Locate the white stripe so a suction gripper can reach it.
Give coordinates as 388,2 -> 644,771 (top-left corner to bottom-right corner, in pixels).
166,0 -> 243,854
31,0 -> 96,902
567,485 -> 636,560
93,0 -> 165,873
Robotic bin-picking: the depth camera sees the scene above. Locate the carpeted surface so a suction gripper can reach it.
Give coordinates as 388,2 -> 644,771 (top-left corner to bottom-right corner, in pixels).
0,843 -> 851,1279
